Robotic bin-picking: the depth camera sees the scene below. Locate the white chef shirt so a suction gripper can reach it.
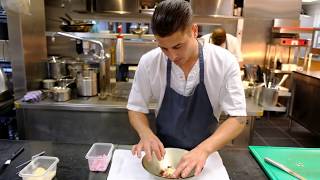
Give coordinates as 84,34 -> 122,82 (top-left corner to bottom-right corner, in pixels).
127,42 -> 246,121
201,33 -> 243,62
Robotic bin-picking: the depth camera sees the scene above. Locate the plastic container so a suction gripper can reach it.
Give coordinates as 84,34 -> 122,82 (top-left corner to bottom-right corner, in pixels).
19,156 -> 59,180
85,143 -> 114,172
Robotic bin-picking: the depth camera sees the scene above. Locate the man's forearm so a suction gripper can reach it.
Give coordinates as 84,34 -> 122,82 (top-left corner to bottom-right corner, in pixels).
128,110 -> 154,138
196,116 -> 246,154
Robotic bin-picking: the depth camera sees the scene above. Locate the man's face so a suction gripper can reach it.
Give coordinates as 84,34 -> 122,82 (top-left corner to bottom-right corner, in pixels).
155,24 -> 198,67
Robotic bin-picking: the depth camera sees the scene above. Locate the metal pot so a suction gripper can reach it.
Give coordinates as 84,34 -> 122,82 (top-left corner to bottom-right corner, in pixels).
48,56 -> 67,79
67,60 -> 84,78
42,79 -> 56,89
51,87 -> 71,102
258,87 -> 279,107
76,68 -> 97,97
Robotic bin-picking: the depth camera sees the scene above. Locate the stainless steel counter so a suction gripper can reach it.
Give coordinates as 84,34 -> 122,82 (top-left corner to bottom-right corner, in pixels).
15,96 -> 263,146
15,96 -> 263,116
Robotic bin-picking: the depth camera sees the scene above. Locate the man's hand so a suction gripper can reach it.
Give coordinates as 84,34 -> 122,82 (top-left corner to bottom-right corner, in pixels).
173,146 -> 210,178
131,132 -> 165,161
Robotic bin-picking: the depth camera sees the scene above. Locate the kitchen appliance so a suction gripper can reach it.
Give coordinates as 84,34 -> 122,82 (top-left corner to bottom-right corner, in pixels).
94,0 -> 139,14
42,79 -> 56,89
47,56 -> 67,79
190,0 -> 234,16
272,38 -> 309,46
259,87 -> 279,107
51,87 -> 71,102
57,77 -> 75,87
76,68 -> 97,96
58,13 -> 94,32
66,60 -> 84,78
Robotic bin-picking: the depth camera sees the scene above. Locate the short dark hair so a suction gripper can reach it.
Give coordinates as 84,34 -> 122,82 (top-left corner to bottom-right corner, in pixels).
151,0 -> 192,37
211,27 -> 227,46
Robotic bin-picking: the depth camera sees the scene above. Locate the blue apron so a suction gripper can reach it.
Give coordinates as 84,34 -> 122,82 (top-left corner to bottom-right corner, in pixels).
156,42 -> 218,150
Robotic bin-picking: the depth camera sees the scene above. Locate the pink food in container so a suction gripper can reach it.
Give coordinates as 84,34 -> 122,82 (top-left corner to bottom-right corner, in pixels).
85,143 -> 114,172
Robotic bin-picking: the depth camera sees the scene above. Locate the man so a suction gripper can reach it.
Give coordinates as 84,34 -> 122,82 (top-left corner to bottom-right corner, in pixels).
201,27 -> 244,67
127,0 -> 246,178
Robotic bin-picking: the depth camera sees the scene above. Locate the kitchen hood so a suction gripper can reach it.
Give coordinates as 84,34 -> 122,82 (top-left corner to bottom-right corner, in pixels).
190,0 -> 234,16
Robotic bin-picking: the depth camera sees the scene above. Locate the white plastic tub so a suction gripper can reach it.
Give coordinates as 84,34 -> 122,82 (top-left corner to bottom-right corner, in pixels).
85,143 -> 114,172
19,156 -> 59,180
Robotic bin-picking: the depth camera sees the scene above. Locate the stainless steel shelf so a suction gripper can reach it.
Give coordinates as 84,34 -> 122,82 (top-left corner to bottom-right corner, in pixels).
46,31 -> 156,41
272,27 -> 320,34
73,11 -> 243,24
262,103 -> 286,112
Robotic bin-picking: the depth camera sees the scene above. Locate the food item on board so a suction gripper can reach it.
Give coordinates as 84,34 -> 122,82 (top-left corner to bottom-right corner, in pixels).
88,154 -> 108,171
159,166 -> 176,179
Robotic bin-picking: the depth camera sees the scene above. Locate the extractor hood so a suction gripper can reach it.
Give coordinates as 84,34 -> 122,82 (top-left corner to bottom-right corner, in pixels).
190,0 -> 234,16
84,0 -> 234,17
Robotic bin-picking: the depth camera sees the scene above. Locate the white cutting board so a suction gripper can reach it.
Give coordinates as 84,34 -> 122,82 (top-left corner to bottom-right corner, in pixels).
107,149 -> 230,180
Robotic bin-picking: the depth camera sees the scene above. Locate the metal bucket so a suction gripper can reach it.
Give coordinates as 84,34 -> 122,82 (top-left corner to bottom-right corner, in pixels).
76,68 -> 97,97
258,87 -> 279,107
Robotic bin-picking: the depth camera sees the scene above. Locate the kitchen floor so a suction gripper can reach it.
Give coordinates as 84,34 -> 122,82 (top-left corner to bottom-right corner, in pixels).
252,113 -> 320,147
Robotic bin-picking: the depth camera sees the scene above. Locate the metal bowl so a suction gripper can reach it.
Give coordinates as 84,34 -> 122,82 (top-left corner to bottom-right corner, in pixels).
142,148 -> 194,179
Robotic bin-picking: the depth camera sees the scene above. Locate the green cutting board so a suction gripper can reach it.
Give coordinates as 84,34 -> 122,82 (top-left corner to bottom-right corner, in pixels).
249,146 -> 320,180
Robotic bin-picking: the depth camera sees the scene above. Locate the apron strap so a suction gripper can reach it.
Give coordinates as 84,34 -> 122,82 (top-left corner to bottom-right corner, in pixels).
166,59 -> 172,86
198,42 -> 204,83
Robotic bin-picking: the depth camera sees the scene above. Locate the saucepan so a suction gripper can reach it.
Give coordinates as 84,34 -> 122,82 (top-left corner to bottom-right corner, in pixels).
50,87 -> 71,102
142,148 -> 194,179
59,13 -> 94,32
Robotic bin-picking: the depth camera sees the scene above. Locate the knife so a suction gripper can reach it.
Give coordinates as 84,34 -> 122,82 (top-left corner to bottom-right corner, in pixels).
2,146 -> 24,167
264,157 -> 306,180
0,146 -> 24,174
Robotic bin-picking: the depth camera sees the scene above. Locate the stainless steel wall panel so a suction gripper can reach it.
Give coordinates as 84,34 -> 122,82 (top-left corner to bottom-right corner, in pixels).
241,18 -> 273,65
191,0 -> 234,16
243,0 -> 301,19
123,41 -> 157,64
7,0 -> 47,99
241,0 -> 301,65
95,0 -> 139,14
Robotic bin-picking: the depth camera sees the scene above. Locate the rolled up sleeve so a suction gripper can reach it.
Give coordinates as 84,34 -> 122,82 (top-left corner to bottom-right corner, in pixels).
220,60 -> 247,116
127,57 -> 152,114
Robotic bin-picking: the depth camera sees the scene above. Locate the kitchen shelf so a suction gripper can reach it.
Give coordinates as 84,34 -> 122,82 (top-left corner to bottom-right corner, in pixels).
272,27 -> 320,34
278,90 -> 291,97
46,31 -> 156,41
262,103 -> 286,112
270,69 -> 293,74
73,11 -> 243,24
